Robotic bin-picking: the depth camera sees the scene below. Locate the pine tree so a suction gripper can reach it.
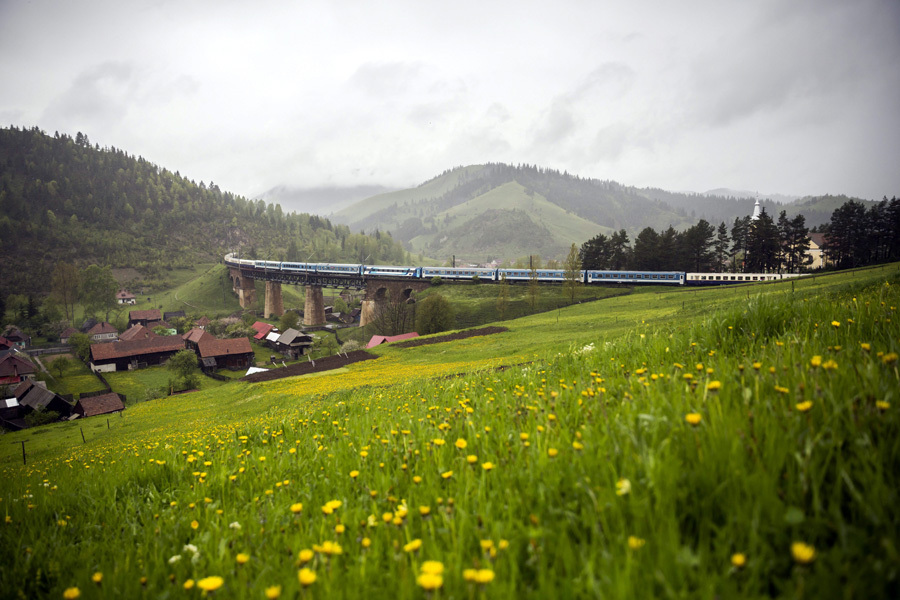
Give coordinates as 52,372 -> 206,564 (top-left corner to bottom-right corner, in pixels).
745,209 -> 780,272
714,222 -> 730,271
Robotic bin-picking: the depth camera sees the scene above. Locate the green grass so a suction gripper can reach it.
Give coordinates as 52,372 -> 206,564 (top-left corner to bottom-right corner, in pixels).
104,364 -> 229,401
1,264 -> 898,599
38,354 -> 107,396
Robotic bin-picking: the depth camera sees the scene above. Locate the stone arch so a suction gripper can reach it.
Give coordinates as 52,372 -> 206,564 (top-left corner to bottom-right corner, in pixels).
374,287 -> 389,301
402,288 -> 415,302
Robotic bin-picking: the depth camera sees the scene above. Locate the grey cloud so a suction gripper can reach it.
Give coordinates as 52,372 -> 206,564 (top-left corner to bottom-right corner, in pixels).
41,61 -> 136,126
349,61 -> 428,97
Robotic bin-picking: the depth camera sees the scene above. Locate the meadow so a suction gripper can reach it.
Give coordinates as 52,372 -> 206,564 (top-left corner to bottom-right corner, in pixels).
1,265 -> 898,599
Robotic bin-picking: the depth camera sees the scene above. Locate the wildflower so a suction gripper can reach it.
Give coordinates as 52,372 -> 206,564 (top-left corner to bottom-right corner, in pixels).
403,539 -> 422,553
63,587 -> 81,599
361,537 -> 371,548
482,462 -> 494,471
455,438 -> 467,449
229,522 -> 241,530
196,576 -> 225,592
752,362 -> 762,370
831,320 -> 840,328
775,385 -> 790,394
466,454 -> 478,464
168,555 -> 182,564
184,579 -> 195,590
822,359 -> 838,371
883,352 -> 898,365
685,413 -> 702,426
432,439 -> 445,446
236,553 -> 249,565
191,520 -> 199,530
810,356 -> 822,368
298,549 -> 314,564
419,506 -> 431,516
616,478 -> 631,496
298,568 -> 317,587
876,400 -> 890,411
474,569 -> 495,584
731,553 -> 747,568
572,441 -> 584,451
349,470 -> 359,478
791,541 -> 816,564
860,343 -> 871,351
335,524 -> 345,534
628,536 -> 646,550
706,380 -> 721,392
548,448 -> 559,457
417,572 -> 443,591
463,569 -> 477,582
91,572 -> 102,584
795,401 -> 813,413
413,475 -> 422,484
265,585 -> 282,599
421,561 -> 444,575
441,471 -> 453,479
519,432 -> 529,441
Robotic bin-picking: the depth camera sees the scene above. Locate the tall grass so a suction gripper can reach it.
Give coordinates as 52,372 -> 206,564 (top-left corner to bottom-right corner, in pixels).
1,267 -> 898,598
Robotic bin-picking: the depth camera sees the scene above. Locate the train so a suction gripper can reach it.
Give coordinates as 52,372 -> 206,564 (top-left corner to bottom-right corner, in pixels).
224,254 -> 801,287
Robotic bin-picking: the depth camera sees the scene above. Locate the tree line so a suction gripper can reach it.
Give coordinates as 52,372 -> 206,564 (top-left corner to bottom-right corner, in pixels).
821,197 -> 900,269
579,209 -> 813,274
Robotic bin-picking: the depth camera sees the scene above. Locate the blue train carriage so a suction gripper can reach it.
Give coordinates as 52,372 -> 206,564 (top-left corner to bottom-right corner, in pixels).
314,263 -> 366,275
496,268 -> 568,282
422,267 -> 498,281
280,262 -> 316,273
684,272 -> 798,285
363,265 -> 422,278
586,270 -> 684,285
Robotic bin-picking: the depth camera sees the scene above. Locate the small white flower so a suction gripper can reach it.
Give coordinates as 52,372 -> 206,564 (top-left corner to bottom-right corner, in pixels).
168,555 -> 181,564
183,543 -> 198,554
229,522 -> 241,530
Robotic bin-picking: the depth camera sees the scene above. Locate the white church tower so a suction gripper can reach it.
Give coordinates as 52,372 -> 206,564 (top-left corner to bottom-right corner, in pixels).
750,197 -> 762,221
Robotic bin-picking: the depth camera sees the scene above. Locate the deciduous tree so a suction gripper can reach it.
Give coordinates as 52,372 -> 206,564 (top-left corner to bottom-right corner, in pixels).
416,293 -> 455,335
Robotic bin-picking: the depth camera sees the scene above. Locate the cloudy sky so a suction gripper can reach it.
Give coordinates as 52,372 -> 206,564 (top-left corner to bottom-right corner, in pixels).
2,0 -> 899,202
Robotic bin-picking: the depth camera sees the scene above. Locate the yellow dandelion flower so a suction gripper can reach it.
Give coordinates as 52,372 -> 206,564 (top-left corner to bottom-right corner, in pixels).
519,432 -> 529,441
455,438 -> 467,449
752,362 -> 762,370
419,506 -> 431,516
91,572 -> 102,584
731,553 -> 747,568
810,355 -> 822,368
361,537 -> 371,548
791,541 -> 816,564
572,441 -> 584,451
265,585 -> 282,599
335,524 -> 345,534
883,352 -> 898,365
236,553 -> 249,565
441,471 -> 453,479
480,539 -> 494,550
196,576 -> 224,592
463,568 -> 477,582
290,503 -> 303,514
628,536 -> 646,550
184,579 -> 195,590
775,385 -> 790,394
63,588 -> 81,600
298,549 -> 314,564
860,343 -> 871,351
349,470 -> 359,478
474,569 -> 495,584
615,478 -> 631,496
298,568 -> 317,587
706,380 -> 721,392
413,475 -> 423,484
685,413 -> 702,426
190,520 -> 199,530
421,560 -> 444,575
482,462 -> 494,471
876,400 -> 890,411
466,454 -> 478,464
432,439 -> 445,446
822,359 -> 838,371
831,320 -> 840,328
548,448 -> 559,457
795,401 -> 813,412
403,539 -> 422,553
416,572 -> 443,591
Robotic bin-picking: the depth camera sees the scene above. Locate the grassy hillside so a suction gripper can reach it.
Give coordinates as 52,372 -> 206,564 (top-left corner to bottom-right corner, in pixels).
1,265 -> 898,598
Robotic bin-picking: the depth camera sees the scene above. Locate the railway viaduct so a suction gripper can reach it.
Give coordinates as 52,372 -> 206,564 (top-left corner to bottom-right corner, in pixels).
227,265 -> 429,327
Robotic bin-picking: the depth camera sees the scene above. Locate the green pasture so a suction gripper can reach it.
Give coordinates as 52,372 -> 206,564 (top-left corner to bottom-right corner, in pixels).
1,264 -> 898,599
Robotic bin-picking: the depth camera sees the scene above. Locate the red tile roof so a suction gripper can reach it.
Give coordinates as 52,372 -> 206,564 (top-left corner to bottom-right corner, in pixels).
119,325 -> 158,342
91,336 -> 185,362
365,332 -> 419,349
87,322 -> 118,335
198,337 -> 253,358
183,328 -> 214,344
129,309 -> 162,322
0,353 -> 35,377
77,393 -> 125,417
252,321 -> 275,340
116,290 -> 135,300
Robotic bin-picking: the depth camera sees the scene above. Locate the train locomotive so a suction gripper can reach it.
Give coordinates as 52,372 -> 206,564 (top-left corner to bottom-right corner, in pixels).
225,254 -> 801,287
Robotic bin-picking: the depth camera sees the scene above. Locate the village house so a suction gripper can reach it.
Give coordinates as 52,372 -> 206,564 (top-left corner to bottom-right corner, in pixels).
164,310 -> 186,322
89,336 -> 185,372
119,324 -> 158,342
807,233 -> 828,270
182,327 -> 214,353
366,332 -> 419,349
86,322 -> 118,343
0,350 -> 36,386
0,396 -> 25,430
195,316 -> 211,330
271,328 -> 314,359
74,392 -> 125,418
59,327 -> 79,345
14,380 -> 73,417
116,289 -> 136,305
2,327 -> 30,348
197,337 -> 254,371
128,309 -> 162,328
251,321 -> 275,341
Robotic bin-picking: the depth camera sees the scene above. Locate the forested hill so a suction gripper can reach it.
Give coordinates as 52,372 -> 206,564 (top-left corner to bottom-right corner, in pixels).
332,163 -> 865,264
0,126 -> 407,295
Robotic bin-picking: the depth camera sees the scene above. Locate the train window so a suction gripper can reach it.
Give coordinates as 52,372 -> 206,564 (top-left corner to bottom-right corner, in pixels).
715,276 -> 721,280
752,277 -> 758,281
